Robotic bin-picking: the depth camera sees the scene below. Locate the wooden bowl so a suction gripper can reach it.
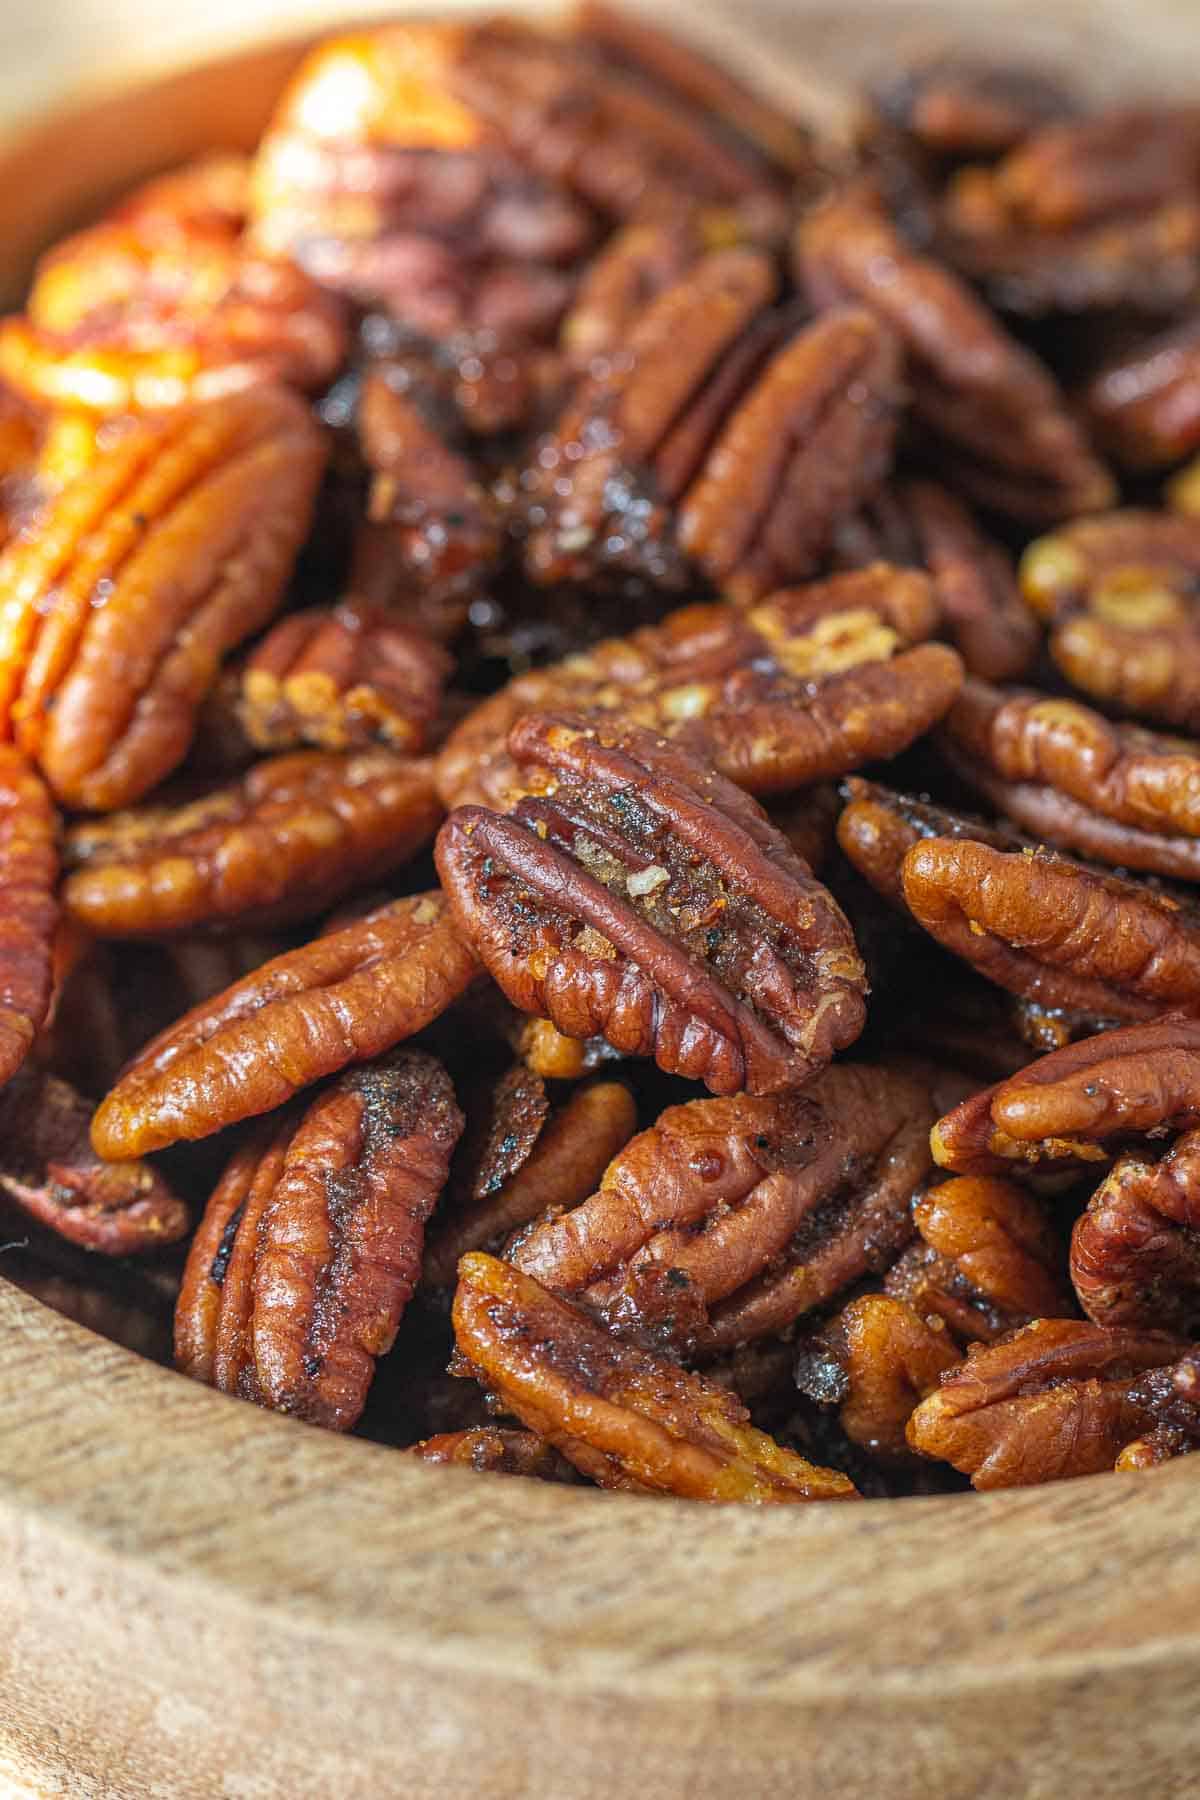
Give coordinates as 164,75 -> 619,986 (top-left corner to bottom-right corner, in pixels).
2,7 -> 1199,1796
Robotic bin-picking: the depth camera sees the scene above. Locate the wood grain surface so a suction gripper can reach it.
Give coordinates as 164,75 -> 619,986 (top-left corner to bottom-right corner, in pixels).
2,6 -> 1200,1797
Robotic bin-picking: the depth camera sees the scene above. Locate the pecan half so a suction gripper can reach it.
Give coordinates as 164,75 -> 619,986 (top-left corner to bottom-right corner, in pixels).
836,776 -> 1015,913
897,481 -> 1040,681
63,750 -> 441,937
1083,317 -> 1200,471
0,1065 -> 187,1253
1070,1132 -> 1200,1334
451,1252 -> 858,1501
0,387 -> 327,810
407,1425 -> 579,1480
175,1048 -> 462,1430
0,748 -> 58,1087
436,714 -> 866,1095
873,58 -> 1076,156
91,891 -> 479,1158
906,1316 -> 1190,1488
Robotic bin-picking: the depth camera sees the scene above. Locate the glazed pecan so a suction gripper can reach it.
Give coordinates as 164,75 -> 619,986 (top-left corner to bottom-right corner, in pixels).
0,387 -> 326,810
1070,1132 -> 1200,1334
836,776 -> 1013,914
91,892 -> 479,1158
1083,317 -> 1200,471
796,179 -> 1114,521
407,1425 -> 579,1480
509,1063 -> 934,1354
436,714 -> 866,1095
906,1316 -> 1190,1488
451,1252 -> 858,1501
175,1048 -> 462,1430
436,565 -> 960,811
1117,1351 -> 1200,1469
0,156 -> 346,414
942,679 -> 1200,881
237,601 -> 451,755
558,212 -> 723,370
1018,509 -> 1200,732
873,57 -> 1076,156
795,1294 -> 960,1462
0,748 -> 58,1087
506,1014 -> 624,1081
0,1065 -> 187,1254
982,106 -> 1200,233
62,750 -> 441,937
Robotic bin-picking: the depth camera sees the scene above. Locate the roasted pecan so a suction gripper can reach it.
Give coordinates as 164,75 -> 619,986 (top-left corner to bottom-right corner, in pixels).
796,179 -> 1114,521
899,482 -> 1039,681
0,1065 -> 187,1253
795,1294 -> 961,1462
1070,1132 -> 1200,1334
451,1252 -> 858,1501
836,776 -> 1014,914
62,750 -> 441,937
873,58 -> 1076,156
407,1425 -> 579,1480
0,748 -> 58,1087
91,891 -> 479,1158
1083,317 -> 1200,470
984,106 -> 1200,233
0,387 -> 326,810
906,1316 -> 1190,1488
1117,1351 -> 1200,1469
506,1014 -> 624,1081
559,212 -> 722,370
942,678 -> 1200,881
436,714 -> 866,1095
175,1048 -> 462,1430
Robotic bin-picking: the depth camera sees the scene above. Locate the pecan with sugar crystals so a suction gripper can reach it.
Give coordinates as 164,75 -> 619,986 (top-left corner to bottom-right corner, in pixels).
436,714 -> 866,1095
906,1316 -> 1190,1488
91,891 -> 479,1158
1070,1132 -> 1200,1334
0,748 -> 58,1087
407,1425 -> 579,1480
873,58 -> 1076,156
1083,317 -> 1200,471
451,1252 -> 858,1502
176,1048 -> 462,1430
0,387 -> 326,810
0,1065 -> 187,1254
63,750 -> 441,938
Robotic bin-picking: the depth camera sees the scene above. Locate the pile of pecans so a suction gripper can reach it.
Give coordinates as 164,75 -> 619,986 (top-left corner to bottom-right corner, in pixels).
4,9 -> 1200,1505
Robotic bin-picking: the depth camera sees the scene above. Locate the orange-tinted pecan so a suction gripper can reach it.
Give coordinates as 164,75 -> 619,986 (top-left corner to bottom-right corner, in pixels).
931,1017 -> 1200,1177
91,891 -> 479,1158
436,714 -> 866,1095
407,1424 -> 579,1480
1070,1132 -> 1200,1334
836,776 -> 1014,913
1083,317 -> 1200,471
1170,454 -> 1200,518
941,679 -> 1200,881
508,1063 -> 933,1354
558,212 -> 721,370
175,1048 -> 462,1430
451,1252 -> 858,1502
795,1293 -> 961,1462
62,750 -> 441,938
0,156 -> 346,415
906,1316 -> 1190,1488
796,180 -> 1114,521
0,387 -> 326,811
423,1072 -> 636,1287
505,1014 -> 623,1081
0,748 -> 58,1087
0,1065 -> 186,1254
873,58 -> 1076,156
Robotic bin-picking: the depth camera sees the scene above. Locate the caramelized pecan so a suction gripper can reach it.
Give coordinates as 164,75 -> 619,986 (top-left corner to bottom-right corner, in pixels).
0,748 -> 58,1086
795,1294 -> 960,1462
91,892 -> 479,1157
1117,1352 -> 1200,1469
1070,1132 -> 1200,1334
836,776 -> 1014,913
436,714 -> 866,1095
175,1048 -> 462,1430
1083,317 -> 1200,470
63,750 -> 441,937
451,1252 -> 858,1501
0,387 -> 326,810
985,106 -> 1200,233
407,1425 -> 579,1480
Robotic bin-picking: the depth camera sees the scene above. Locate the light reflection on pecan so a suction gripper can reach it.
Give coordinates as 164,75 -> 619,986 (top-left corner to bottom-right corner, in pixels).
0,748 -> 58,1088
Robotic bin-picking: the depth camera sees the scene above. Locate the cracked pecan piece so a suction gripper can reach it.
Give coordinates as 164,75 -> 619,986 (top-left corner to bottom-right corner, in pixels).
906,1316 -> 1191,1488
237,601 -> 451,755
451,1252 -> 858,1502
91,891 -> 479,1158
175,1048 -> 462,1430
0,748 -> 58,1087
407,1425 -> 580,1480
0,1065 -> 187,1254
62,749 -> 441,938
942,678 -> 1200,881
0,386 -> 326,811
1116,1352 -> 1200,1470
1083,317 -> 1200,471
873,57 -> 1076,157
796,179 -> 1114,521
436,714 -> 866,1095
1070,1132 -> 1200,1334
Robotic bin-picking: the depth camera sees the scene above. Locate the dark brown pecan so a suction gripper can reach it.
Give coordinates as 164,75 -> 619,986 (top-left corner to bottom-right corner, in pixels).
932,1017 -> 1200,1177
91,891 -> 479,1158
796,179 -> 1114,521
0,1065 -> 187,1253
942,679 -> 1200,881
407,1425 -> 580,1480
1019,509 -> 1200,732
1116,1351 -> 1200,1469
796,1294 -> 961,1462
451,1252 -> 858,1501
898,482 -> 1040,681
436,566 -> 959,811
175,1048 -> 462,1430
0,387 -> 327,811
422,1072 -> 636,1286
0,748 -> 58,1087
436,714 -> 866,1095
509,1063 -> 934,1355
906,1316 -> 1190,1488
237,601 -> 451,755
1070,1132 -> 1200,1334
62,750 -> 441,937
1083,317 -> 1200,471
559,212 -> 720,370
873,58 -> 1076,156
